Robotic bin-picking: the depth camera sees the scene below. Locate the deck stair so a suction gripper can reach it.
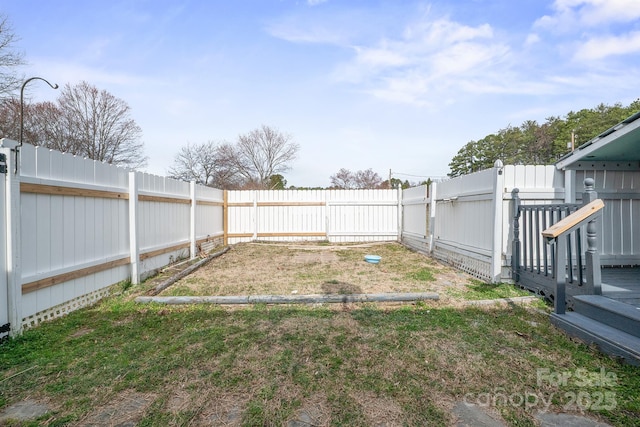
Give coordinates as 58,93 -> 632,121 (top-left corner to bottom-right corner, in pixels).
551,295 -> 640,365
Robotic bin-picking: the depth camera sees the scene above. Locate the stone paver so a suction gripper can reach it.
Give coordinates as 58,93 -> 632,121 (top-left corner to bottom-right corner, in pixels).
0,398 -> 618,426
535,411 -> 613,427
0,399 -> 50,423
452,402 -> 506,427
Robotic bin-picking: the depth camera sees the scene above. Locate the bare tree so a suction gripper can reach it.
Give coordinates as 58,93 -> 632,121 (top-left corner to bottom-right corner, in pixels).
0,14 -> 25,99
168,141 -> 243,188
0,97 -> 19,139
330,168 -> 382,189
0,97 -> 71,152
354,169 -> 382,189
169,125 -> 298,189
1,81 -> 147,169
30,101 -> 70,152
330,168 -> 356,189
58,81 -> 147,168
236,125 -> 299,186
169,141 -> 218,185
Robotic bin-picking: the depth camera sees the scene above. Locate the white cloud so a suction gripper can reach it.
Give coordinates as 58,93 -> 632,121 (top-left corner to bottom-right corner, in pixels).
266,18 -> 350,45
366,74 -> 431,106
307,0 -> 328,5
355,45 -> 409,68
430,41 -> 507,77
536,0 -> 640,29
525,33 -> 540,46
569,0 -> 640,26
403,19 -> 493,45
332,16 -> 512,104
574,31 -> 640,60
533,0 -> 640,62
273,2 -> 640,110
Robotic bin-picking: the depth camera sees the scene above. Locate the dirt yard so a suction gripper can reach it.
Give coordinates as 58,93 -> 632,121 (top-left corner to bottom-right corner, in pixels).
146,241 -> 494,305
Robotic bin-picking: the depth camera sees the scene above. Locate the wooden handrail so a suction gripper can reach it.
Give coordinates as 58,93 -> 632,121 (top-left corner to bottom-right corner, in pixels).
541,199 -> 604,239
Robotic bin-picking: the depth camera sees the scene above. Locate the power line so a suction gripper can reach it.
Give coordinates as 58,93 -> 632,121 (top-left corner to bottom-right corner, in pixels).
391,171 -> 447,179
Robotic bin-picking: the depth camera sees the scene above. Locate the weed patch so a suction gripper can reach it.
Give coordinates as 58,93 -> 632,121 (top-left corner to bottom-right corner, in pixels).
448,279 -> 533,300
407,267 -> 437,281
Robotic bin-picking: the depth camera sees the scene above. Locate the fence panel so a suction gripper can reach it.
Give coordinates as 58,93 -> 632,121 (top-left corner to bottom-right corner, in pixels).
401,185 -> 430,253
502,165 -> 565,260
137,172 -> 192,276
432,169 -> 495,280
0,140 -> 226,332
18,145 -> 131,326
195,185 -> 224,252
327,189 -> 398,243
226,189 -> 399,244
256,189 -> 326,242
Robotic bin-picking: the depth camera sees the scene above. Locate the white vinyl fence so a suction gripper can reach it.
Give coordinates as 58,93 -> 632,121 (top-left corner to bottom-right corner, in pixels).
400,164 -> 564,283
1,140 -> 223,335
0,141 -> 403,337
226,188 -> 401,244
0,151 -> 8,342
396,165 -> 640,284
400,185 -> 433,254
8,139 -> 636,339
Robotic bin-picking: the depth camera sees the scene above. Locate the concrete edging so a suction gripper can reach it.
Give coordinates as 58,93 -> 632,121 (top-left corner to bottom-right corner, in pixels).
135,292 -> 440,305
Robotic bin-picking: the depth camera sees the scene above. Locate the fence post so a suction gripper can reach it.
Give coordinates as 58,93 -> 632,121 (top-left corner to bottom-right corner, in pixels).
428,182 -> 437,253
324,191 -> 330,241
491,160 -> 505,282
2,140 -> 22,336
511,188 -> 521,282
252,190 -> 257,241
190,181 -> 196,259
128,171 -> 140,285
223,190 -> 229,246
397,186 -> 402,242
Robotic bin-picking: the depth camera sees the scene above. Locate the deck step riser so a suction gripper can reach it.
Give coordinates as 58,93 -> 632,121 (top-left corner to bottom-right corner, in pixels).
572,296 -> 640,339
550,313 -> 640,366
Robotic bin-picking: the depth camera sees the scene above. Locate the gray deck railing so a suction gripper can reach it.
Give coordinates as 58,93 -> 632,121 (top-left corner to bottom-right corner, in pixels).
512,178 -> 603,305
541,197 -> 604,313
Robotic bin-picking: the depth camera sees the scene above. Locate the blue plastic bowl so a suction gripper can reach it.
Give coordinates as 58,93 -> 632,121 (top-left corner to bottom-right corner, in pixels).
364,255 -> 381,264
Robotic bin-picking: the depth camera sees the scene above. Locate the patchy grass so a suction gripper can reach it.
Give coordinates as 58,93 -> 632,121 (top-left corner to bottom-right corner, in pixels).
1,243 -> 637,425
446,279 -> 533,301
146,242 -> 471,299
1,296 -> 638,426
407,267 -> 437,282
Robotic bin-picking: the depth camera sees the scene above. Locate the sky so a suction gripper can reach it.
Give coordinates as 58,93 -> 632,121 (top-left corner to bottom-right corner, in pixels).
3,0 -> 640,187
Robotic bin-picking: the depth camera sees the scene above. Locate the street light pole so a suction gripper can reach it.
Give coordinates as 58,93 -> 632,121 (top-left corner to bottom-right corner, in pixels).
17,76 -> 59,173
